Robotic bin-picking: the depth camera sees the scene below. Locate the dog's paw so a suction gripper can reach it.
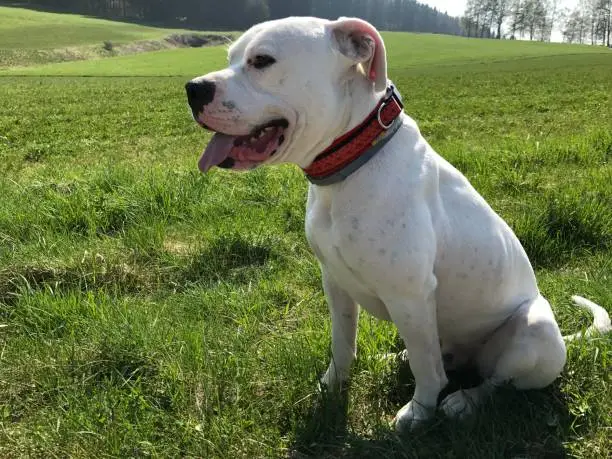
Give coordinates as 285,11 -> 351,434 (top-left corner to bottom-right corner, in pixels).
391,399 -> 435,432
319,364 -> 348,392
440,389 -> 477,420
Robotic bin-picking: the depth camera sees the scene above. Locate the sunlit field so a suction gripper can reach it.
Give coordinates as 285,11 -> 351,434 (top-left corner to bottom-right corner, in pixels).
0,7 -> 610,458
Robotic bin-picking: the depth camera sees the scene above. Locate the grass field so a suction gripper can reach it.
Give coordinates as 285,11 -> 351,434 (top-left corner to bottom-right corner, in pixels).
0,6 -> 230,69
1,8 -> 611,458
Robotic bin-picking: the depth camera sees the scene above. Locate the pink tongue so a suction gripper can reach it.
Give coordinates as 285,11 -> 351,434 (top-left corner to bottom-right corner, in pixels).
198,133 -> 235,172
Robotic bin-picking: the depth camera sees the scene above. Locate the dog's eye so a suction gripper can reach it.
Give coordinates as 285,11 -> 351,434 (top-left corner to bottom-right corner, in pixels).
249,54 -> 276,70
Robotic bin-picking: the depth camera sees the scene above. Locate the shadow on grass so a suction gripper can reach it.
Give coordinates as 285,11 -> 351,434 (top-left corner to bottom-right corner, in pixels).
291,360 -> 573,458
290,387 -> 351,458
516,192 -> 612,270
0,261 -> 146,306
179,233 -> 274,285
0,232 -> 277,309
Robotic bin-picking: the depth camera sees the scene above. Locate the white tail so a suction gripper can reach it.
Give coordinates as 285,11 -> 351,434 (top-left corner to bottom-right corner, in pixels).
563,295 -> 612,341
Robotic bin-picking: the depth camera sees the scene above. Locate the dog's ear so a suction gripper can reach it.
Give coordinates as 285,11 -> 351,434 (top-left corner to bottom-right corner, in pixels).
328,17 -> 387,92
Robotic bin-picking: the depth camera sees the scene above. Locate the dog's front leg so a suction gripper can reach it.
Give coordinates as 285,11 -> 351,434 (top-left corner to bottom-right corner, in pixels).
385,288 -> 448,431
320,271 -> 359,391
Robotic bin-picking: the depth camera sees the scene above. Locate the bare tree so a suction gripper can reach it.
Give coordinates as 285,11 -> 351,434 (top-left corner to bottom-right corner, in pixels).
585,0 -> 600,44
492,0 -> 510,38
462,0 -> 479,37
563,8 -> 584,43
509,0 -> 526,38
522,0 -> 542,40
483,0 -> 497,37
577,0 -> 590,42
542,0 -> 561,42
463,0 -> 486,37
606,0 -> 612,48
594,0 -> 612,46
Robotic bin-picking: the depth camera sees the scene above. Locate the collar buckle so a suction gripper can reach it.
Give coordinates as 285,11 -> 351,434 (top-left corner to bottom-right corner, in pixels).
377,84 -> 402,129
377,100 -> 394,129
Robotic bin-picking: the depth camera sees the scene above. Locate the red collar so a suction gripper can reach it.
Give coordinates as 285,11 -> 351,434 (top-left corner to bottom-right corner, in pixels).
303,84 -> 404,185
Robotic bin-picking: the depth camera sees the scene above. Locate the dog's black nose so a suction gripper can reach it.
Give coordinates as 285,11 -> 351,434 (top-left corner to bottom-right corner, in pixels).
185,80 -> 216,114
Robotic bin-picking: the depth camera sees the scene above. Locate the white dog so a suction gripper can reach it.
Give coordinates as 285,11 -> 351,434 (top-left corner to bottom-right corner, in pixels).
185,17 -> 611,431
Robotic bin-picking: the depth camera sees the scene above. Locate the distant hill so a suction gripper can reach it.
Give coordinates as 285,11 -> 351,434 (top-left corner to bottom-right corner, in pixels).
0,0 -> 465,35
0,6 -> 188,49
0,6 -> 232,68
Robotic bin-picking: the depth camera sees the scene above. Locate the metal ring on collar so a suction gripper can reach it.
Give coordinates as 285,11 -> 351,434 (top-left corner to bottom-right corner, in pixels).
377,100 -> 393,129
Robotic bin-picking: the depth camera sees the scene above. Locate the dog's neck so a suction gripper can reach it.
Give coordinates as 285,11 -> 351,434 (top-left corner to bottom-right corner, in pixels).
298,77 -> 384,170
342,78 -> 385,136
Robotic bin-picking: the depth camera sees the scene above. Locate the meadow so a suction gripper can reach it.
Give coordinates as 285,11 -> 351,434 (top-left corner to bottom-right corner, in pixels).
0,7 -> 611,458
0,6 -> 230,68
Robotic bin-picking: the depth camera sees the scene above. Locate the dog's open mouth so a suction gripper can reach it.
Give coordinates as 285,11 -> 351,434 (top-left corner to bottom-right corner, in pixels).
198,118 -> 289,172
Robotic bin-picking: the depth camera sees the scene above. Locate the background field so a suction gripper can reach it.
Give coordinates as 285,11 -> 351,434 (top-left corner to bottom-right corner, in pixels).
0,7 -> 611,458
0,6 -> 232,69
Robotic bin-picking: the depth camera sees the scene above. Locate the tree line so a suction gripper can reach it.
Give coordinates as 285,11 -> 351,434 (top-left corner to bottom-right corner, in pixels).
462,0 -> 611,45
10,0 -> 464,36
462,0 -> 563,41
562,0 -> 611,45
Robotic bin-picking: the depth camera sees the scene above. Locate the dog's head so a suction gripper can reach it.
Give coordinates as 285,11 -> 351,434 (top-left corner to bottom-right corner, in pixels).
185,17 -> 387,172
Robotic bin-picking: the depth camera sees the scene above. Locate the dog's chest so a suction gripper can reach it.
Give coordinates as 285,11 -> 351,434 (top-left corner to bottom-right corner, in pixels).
305,188 -> 383,299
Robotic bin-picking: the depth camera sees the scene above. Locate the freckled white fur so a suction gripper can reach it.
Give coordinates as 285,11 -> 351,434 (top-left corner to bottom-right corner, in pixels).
190,16 -> 611,432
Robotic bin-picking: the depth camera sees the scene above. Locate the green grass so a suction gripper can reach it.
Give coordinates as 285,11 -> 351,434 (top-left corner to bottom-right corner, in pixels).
0,6 -> 187,49
0,20 -> 611,458
0,6 -> 228,69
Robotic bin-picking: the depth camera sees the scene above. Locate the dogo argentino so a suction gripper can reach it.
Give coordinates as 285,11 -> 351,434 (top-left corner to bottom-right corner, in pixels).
185,17 -> 611,431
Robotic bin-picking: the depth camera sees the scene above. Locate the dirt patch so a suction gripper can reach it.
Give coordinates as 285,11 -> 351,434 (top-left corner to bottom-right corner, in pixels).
101,33 -> 233,57
165,33 -> 232,48
163,239 -> 193,255
105,39 -> 172,55
106,33 -> 233,56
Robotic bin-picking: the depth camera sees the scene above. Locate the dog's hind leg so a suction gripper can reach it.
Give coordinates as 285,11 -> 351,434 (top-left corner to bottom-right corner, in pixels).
440,295 -> 567,419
